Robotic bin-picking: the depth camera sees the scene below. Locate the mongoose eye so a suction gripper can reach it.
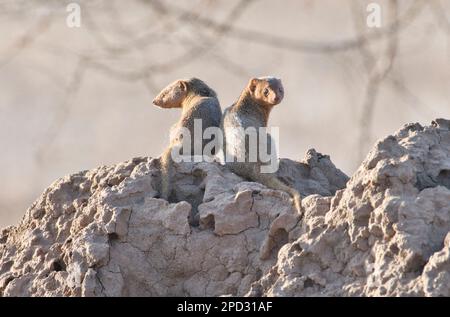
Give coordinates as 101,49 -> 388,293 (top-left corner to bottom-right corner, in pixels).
263,88 -> 269,97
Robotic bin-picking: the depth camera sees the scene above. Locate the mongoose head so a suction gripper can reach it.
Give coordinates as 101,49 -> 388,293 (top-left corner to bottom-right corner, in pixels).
153,79 -> 188,108
247,77 -> 284,106
153,78 -> 217,108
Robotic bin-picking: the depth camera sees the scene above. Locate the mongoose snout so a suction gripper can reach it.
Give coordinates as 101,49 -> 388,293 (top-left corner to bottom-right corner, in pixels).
152,80 -> 188,109
152,98 -> 161,107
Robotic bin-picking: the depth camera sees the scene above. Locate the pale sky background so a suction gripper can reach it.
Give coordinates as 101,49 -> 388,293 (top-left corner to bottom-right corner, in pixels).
0,0 -> 449,227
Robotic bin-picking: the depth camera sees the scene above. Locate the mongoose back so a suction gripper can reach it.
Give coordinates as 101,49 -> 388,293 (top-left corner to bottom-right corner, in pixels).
153,78 -> 222,200
222,76 -> 302,213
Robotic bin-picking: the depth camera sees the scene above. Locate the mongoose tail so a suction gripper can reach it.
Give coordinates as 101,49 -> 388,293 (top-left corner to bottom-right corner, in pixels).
160,146 -> 174,200
252,171 -> 302,214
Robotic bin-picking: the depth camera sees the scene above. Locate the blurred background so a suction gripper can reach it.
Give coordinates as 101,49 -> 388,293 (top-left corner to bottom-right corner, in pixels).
0,0 -> 449,227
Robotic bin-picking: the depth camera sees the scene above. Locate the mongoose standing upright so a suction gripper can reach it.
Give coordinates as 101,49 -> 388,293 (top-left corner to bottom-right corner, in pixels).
221,77 -> 302,213
153,78 -> 222,201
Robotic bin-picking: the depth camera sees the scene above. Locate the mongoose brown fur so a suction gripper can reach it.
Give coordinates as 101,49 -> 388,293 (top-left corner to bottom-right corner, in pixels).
153,78 -> 222,201
221,77 -> 302,213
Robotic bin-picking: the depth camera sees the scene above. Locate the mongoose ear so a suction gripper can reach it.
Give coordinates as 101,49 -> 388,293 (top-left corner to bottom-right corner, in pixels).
248,78 -> 258,93
178,80 -> 187,91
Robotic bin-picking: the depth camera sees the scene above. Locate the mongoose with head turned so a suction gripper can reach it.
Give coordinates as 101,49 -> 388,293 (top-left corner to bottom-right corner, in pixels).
221,76 -> 302,213
153,77 -> 222,201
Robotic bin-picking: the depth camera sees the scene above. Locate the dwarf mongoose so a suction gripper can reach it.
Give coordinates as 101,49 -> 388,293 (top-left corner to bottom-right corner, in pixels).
153,77 -> 222,201
222,77 -> 302,213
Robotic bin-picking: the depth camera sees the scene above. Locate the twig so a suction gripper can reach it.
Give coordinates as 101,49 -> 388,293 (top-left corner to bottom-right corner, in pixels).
0,14 -> 53,69
353,0 -> 400,162
34,58 -> 87,165
428,0 -> 450,34
83,0 -> 257,81
387,75 -> 435,118
166,0 -> 423,54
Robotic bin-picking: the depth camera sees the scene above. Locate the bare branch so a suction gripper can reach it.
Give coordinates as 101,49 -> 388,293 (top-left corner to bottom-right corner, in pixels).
355,0 -> 400,163
0,14 -> 53,69
428,0 -> 450,34
387,76 -> 436,118
82,0 -> 257,81
34,58 -> 87,166
81,2 -> 172,56
210,53 -> 252,79
166,0 -> 423,54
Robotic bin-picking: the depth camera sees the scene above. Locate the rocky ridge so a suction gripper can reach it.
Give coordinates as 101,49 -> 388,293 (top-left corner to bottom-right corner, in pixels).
1,119 -> 449,296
